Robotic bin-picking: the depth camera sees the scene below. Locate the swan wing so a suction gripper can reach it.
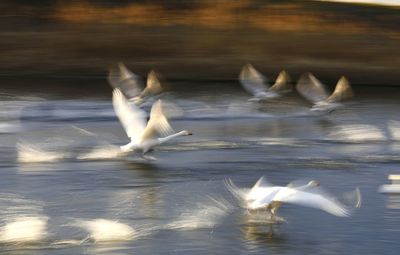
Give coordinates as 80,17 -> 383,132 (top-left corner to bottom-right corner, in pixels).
270,70 -> 292,92
325,76 -> 354,103
296,72 -> 329,104
275,188 -> 351,217
140,70 -> 166,98
108,63 -> 144,99
239,64 -> 270,96
247,187 -> 281,209
112,89 -> 147,141
224,178 -> 250,201
141,99 -> 174,141
247,176 -> 274,200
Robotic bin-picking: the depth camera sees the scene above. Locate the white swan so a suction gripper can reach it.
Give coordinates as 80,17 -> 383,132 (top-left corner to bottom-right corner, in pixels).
239,64 -> 292,102
226,177 -> 361,221
108,62 -> 166,105
296,73 -> 354,113
112,89 -> 192,156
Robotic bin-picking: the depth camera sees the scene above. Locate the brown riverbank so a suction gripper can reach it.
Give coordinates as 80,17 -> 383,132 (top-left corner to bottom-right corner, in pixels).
1,0 -> 399,85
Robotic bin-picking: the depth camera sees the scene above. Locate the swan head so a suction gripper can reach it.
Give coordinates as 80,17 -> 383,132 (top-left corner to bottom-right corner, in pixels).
180,130 -> 193,136
307,180 -> 320,187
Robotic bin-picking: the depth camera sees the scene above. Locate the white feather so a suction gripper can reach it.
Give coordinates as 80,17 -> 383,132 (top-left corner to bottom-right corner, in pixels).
112,88 -> 147,141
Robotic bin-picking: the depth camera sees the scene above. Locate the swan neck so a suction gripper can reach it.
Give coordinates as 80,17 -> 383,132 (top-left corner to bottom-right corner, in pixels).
158,131 -> 187,144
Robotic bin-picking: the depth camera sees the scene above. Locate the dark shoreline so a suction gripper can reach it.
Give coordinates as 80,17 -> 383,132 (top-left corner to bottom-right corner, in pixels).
1,0 -> 400,86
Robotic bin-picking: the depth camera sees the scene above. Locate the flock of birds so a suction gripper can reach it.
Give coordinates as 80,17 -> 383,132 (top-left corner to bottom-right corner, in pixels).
109,62 -> 354,157
0,62 -> 361,245
107,62 -> 360,222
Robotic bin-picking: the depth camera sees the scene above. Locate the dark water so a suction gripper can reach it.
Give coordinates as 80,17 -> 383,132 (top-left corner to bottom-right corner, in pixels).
0,81 -> 400,254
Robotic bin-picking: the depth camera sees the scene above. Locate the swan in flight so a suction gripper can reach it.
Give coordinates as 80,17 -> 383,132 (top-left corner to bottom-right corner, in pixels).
225,177 -> 361,221
108,62 -> 166,105
296,73 -> 354,113
239,64 -> 292,102
112,89 -> 192,156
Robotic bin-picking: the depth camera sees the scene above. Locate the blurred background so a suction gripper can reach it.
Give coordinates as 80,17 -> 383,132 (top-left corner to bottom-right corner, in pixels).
1,0 -> 400,86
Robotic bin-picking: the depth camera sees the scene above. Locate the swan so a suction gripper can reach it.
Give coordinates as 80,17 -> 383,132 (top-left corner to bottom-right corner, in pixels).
296,73 -> 354,113
225,177 -> 361,221
112,89 -> 192,156
108,62 -> 166,105
239,64 -> 292,102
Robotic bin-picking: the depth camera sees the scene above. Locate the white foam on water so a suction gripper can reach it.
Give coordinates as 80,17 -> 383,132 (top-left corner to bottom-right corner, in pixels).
76,145 -> 124,160
0,216 -> 48,244
253,137 -> 306,147
329,124 -> 386,142
166,197 -> 233,230
17,143 -> 69,163
76,219 -> 136,242
388,120 -> 400,141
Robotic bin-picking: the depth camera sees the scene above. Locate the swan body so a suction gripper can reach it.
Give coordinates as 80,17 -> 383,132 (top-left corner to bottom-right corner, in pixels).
226,177 -> 361,220
296,73 -> 354,113
108,63 -> 166,105
112,89 -> 191,155
239,64 -> 292,102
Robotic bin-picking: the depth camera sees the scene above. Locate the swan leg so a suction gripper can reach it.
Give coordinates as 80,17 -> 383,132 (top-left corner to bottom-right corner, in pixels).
270,207 -> 277,222
141,154 -> 157,161
141,149 -> 157,161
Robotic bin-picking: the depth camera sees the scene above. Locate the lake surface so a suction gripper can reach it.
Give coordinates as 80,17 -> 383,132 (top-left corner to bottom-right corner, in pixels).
0,81 -> 399,254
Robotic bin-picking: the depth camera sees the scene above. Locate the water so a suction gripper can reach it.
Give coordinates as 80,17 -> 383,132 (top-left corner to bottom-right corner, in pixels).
0,81 -> 400,254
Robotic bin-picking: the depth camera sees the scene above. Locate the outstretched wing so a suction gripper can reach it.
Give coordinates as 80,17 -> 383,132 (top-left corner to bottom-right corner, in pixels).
140,70 -> 166,98
224,178 -> 249,201
141,100 -> 174,141
112,89 -> 147,141
239,64 -> 269,96
108,63 -> 144,99
246,176 -> 274,200
325,76 -> 354,103
270,70 -> 292,92
275,188 -> 351,217
296,72 -> 329,104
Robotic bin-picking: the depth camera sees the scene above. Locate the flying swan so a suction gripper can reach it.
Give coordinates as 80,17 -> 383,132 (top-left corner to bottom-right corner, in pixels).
108,62 -> 166,105
112,89 -> 192,156
226,176 -> 361,221
239,64 -> 292,102
296,73 -> 354,113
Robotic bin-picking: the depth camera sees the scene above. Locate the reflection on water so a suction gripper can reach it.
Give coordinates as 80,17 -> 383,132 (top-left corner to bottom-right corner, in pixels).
385,195 -> 400,210
242,223 -> 287,252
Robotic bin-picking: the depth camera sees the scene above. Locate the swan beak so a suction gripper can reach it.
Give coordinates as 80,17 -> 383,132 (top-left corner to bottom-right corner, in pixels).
188,132 -> 193,136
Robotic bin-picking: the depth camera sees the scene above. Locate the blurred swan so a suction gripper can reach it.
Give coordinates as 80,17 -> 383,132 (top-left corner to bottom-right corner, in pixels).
108,62 -> 166,105
113,89 -> 192,156
78,219 -> 135,242
226,177 -> 361,221
296,73 -> 353,113
239,64 -> 292,101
